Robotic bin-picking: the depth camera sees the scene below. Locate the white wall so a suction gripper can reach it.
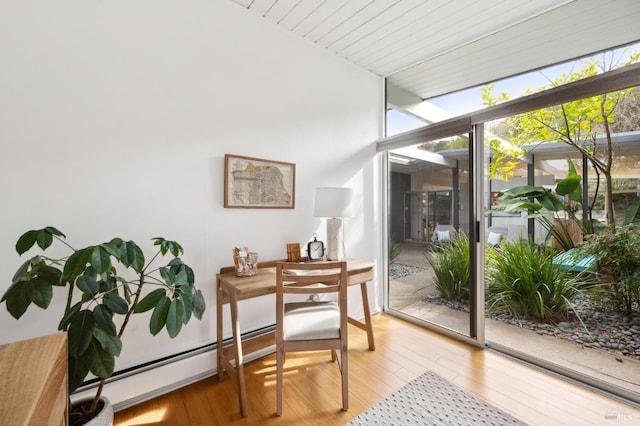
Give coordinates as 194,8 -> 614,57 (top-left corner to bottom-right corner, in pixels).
0,0 -> 383,405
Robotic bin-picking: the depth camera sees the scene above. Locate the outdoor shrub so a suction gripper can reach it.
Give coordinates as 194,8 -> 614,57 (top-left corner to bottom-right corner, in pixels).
584,225 -> 640,314
425,233 -> 469,301
485,238 -> 592,321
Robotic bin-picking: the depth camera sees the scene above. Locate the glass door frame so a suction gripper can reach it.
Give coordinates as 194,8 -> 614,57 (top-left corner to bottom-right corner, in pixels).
383,124 -> 487,348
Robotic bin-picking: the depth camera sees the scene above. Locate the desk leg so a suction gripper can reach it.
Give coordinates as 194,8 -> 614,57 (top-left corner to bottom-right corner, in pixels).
347,282 -> 375,351
229,291 -> 248,417
216,280 -> 224,382
359,282 -> 375,351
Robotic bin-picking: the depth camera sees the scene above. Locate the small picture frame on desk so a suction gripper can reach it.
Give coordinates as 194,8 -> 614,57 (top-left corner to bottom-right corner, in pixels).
286,243 -> 301,262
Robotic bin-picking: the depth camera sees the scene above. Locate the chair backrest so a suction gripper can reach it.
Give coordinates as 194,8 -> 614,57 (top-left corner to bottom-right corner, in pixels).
275,261 -> 348,339
275,261 -> 350,415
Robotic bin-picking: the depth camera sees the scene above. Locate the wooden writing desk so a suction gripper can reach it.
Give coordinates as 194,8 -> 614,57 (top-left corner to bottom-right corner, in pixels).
216,258 -> 375,417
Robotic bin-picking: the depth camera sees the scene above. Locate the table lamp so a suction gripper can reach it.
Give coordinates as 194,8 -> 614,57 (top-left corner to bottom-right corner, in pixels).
313,187 -> 354,260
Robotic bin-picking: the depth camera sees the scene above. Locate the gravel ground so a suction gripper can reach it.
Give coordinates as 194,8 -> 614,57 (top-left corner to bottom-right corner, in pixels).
392,263 -> 640,360
389,263 -> 427,279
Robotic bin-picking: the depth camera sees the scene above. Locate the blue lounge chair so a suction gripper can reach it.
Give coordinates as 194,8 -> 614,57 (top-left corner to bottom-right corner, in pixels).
552,248 -> 597,272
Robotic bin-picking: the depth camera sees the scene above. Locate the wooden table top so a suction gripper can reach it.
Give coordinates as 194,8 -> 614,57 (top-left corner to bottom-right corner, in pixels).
216,258 -> 374,300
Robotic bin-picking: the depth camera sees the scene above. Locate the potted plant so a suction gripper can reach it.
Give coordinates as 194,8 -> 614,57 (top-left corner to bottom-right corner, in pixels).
1,226 -> 206,425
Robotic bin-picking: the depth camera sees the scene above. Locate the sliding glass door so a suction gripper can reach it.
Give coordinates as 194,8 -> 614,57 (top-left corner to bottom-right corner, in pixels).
387,131 -> 480,341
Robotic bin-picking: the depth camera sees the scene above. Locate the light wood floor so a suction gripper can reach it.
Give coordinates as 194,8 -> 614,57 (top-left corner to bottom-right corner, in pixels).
114,313 -> 639,425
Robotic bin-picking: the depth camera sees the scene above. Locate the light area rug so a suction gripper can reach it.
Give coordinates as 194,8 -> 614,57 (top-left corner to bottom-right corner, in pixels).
347,371 -> 528,425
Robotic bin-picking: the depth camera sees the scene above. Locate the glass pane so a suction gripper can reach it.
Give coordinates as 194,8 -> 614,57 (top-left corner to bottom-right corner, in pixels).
483,86 -> 640,399
388,136 -> 472,338
426,41 -> 640,120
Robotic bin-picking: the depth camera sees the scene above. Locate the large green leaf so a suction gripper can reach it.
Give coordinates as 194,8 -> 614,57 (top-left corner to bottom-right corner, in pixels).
134,288 -> 167,313
500,199 -> 542,212
555,174 -> 581,199
68,355 -> 89,394
123,241 -> 144,272
566,157 -> 578,176
159,267 -> 175,284
93,304 -> 116,335
169,259 -> 195,285
67,309 -> 95,357
166,297 -> 185,338
15,230 -> 38,255
174,270 -> 188,286
101,238 -> 124,259
93,327 -> 122,356
192,289 -> 206,320
538,193 -> 564,212
91,246 -> 112,274
563,158 -> 583,203
502,186 -> 547,198
99,275 -> 118,293
27,277 -> 53,309
2,281 -> 31,319
179,286 -> 193,324
35,229 -> 53,251
62,248 -> 92,283
44,226 -> 65,237
76,274 -> 99,295
103,293 -> 129,315
58,301 -> 83,331
149,296 -> 171,336
84,338 -> 115,378
11,258 -> 32,285
37,265 -> 64,286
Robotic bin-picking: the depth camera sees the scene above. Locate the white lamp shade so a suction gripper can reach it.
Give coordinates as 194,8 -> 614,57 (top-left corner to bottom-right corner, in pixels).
313,187 -> 354,218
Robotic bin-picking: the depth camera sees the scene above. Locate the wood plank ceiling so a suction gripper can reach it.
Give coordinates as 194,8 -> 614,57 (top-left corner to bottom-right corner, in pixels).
230,0 -> 640,101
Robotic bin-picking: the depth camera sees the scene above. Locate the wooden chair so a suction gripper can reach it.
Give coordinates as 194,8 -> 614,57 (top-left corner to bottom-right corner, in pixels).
275,261 -> 348,416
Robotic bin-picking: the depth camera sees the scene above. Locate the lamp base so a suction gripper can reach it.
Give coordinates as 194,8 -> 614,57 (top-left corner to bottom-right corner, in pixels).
326,217 -> 344,260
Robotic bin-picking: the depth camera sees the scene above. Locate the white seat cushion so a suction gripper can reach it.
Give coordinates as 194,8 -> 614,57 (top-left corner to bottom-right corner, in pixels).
283,301 -> 340,340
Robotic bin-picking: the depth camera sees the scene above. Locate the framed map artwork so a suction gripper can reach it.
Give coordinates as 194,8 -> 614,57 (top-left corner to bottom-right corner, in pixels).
224,154 -> 296,209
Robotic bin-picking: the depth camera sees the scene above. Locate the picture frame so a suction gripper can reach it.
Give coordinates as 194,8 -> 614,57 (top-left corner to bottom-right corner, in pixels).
224,154 -> 296,209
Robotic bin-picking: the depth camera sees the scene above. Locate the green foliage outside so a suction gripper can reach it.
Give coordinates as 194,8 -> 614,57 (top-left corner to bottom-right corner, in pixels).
493,161 -> 590,251
420,136 -> 469,153
583,225 -> 640,314
2,226 -> 206,420
425,233 -> 469,301
420,227 -> 640,323
483,49 -> 640,230
485,238 -> 592,322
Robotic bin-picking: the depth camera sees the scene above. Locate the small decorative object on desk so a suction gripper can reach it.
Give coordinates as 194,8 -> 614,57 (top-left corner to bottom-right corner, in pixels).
286,243 -> 301,262
233,247 -> 258,276
307,233 -> 325,261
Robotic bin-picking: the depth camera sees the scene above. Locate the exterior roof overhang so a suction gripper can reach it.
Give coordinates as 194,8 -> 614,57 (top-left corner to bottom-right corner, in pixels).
230,0 -> 640,101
